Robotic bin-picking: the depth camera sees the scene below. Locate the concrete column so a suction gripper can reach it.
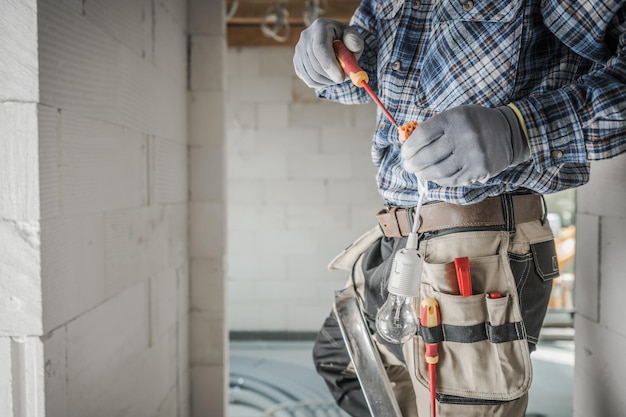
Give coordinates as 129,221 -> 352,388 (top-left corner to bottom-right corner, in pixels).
187,0 -> 228,416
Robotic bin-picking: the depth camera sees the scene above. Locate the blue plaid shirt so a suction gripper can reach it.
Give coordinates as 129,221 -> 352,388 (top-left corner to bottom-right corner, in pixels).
316,0 -> 626,206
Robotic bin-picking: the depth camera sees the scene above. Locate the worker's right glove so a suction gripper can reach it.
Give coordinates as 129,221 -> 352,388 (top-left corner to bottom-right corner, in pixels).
293,18 -> 364,88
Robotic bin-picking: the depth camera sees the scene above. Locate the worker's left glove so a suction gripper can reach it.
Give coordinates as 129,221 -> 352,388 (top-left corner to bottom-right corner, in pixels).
401,105 -> 530,186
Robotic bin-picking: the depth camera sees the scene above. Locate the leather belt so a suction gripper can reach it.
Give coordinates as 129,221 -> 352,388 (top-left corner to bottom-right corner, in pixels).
376,194 -> 543,238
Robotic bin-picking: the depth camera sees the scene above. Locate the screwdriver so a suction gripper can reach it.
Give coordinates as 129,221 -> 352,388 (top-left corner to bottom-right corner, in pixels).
420,297 -> 441,417
332,40 -> 398,127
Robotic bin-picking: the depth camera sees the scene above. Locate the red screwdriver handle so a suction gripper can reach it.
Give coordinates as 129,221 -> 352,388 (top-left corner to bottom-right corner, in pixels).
332,40 -> 369,87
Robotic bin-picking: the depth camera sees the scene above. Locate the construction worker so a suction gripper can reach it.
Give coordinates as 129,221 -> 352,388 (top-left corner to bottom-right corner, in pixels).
293,2 -> 626,417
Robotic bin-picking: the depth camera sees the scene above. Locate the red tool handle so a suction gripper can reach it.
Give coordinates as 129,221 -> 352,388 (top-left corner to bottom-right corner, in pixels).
420,298 -> 440,417
332,40 -> 369,87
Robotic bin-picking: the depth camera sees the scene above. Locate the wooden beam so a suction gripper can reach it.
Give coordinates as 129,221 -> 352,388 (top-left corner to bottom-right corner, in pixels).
227,24 -> 305,47
226,0 -> 356,25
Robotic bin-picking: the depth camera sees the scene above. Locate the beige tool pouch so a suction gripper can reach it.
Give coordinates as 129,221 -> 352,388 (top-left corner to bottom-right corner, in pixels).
327,226 -> 383,272
403,230 -> 542,417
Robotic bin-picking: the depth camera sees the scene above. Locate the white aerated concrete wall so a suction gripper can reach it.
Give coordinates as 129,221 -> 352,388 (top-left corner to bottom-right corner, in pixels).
574,153 -> 626,416
226,47 -> 381,331
1,0 -> 201,415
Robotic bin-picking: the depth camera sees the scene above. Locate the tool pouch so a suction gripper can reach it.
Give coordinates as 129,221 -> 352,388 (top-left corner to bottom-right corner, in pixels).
403,229 -> 558,417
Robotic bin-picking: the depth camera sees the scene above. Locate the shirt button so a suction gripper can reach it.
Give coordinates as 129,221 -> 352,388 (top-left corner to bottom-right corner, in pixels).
551,150 -> 564,159
412,0 -> 421,9
379,121 -> 386,129
392,61 -> 402,71
462,1 -> 474,11
376,3 -> 382,11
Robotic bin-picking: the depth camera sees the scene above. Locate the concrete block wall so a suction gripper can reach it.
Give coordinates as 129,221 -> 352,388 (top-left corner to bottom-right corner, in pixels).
2,0 -> 193,415
226,47 -> 381,331
574,153 -> 626,416
188,0 -> 228,416
0,0 -> 44,415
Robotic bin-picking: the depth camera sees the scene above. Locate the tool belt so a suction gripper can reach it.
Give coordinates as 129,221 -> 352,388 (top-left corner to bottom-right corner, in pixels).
376,193 -> 543,238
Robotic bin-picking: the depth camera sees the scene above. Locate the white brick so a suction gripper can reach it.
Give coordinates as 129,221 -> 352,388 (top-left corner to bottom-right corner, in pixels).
226,102 -> 257,129
226,179 -> 265,204
287,254 -> 343,282
104,207 -> 169,295
119,46 -> 187,140
287,154 -> 352,179
190,312 -> 225,365
227,254 -> 287,282
327,179 -> 382,204
286,204 -> 350,231
0,338 -> 12,416
227,302 -> 288,331
352,151 -> 379,179
83,0 -> 152,61
255,230 -> 318,255
227,48 -> 262,80
290,102 -> 353,128
41,214 -> 106,332
43,327 -> 67,417
250,127 -> 321,154
8,337 -> 45,417
191,366 -> 226,417
230,75 -> 293,104
227,203 -> 287,231
0,220 -> 42,336
161,0 -> 187,27
227,279 -> 261,302
292,76 -> 323,104
255,279 -> 319,303
154,1 -> 187,84
352,102 -> 378,128
189,202 -> 226,258
263,179 -> 327,204
574,315 -> 626,416
66,284 -> 149,417
190,145 -> 223,202
599,216 -> 626,336
188,0 -> 225,35
154,137 -> 188,204
225,127 -> 257,153
259,47 -> 297,77
0,0 -> 38,102
59,112 -> 147,215
258,103 -> 289,129
225,225 -> 257,256
0,103 -> 39,220
286,302 -> 333,331
150,267 -> 179,342
38,105 -> 61,219
191,257 -> 224,312
577,154 -> 626,217
228,153 -> 288,180
574,214 -> 599,322
320,127 -> 375,154
39,0 -> 120,122
190,35 -> 226,92
165,204 -> 189,267
188,91 -> 225,146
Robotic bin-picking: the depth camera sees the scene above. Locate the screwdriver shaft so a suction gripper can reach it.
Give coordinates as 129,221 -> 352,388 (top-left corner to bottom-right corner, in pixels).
361,82 -> 398,127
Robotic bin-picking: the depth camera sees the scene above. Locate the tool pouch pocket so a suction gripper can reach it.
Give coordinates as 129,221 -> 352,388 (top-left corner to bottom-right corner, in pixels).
403,230 -> 556,416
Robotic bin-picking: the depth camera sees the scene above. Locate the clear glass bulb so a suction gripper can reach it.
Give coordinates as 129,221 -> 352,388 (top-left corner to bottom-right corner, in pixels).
376,294 -> 418,344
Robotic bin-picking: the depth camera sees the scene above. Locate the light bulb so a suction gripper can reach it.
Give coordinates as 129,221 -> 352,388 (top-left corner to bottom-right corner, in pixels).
375,242 -> 423,344
376,293 -> 417,344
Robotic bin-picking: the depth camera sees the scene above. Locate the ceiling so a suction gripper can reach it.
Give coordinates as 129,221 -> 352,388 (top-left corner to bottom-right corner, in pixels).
226,0 -> 360,47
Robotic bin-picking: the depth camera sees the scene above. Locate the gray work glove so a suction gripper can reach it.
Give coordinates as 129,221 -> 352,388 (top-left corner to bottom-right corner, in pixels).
293,18 -> 364,88
401,105 -> 530,186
